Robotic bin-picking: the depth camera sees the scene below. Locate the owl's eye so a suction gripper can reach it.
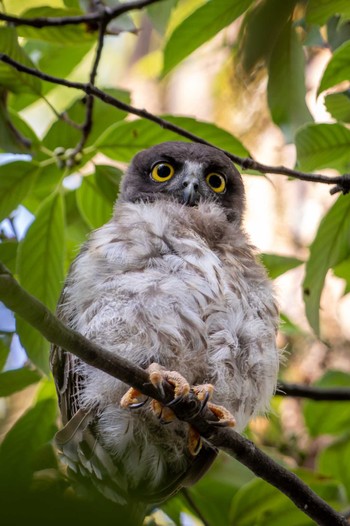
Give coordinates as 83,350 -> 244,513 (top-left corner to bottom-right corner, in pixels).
151,162 -> 175,182
206,173 -> 226,193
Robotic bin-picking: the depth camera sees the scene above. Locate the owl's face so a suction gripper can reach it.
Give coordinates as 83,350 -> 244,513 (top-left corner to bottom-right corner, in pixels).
119,142 -> 245,222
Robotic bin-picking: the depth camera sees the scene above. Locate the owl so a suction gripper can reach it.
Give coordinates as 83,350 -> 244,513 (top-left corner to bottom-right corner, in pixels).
50,141 -> 279,517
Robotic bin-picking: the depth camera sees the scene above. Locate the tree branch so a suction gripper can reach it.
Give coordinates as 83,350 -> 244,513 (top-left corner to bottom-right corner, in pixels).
277,382 -> 350,401
0,261 -> 347,526
0,0 -> 163,27
0,52 -> 349,195
68,4 -> 108,163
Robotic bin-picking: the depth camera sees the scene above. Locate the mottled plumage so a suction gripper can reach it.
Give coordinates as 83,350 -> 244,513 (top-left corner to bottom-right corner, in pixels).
51,142 -> 279,510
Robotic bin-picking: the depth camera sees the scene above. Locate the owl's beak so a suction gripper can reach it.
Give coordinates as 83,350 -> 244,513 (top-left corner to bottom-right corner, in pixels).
182,176 -> 200,206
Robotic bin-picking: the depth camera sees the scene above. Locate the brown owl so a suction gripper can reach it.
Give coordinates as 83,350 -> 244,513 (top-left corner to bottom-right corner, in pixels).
50,141 -> 279,520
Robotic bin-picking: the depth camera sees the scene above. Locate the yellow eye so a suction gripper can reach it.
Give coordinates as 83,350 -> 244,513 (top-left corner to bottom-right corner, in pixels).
206,173 -> 226,193
151,162 -> 175,182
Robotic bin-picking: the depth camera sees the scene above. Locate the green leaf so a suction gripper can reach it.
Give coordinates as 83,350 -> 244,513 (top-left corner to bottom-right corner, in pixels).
318,435 -> 350,500
319,41 -> 350,94
42,89 -> 130,155
94,164 -> 122,201
0,397 -> 57,488
267,21 -> 312,141
162,0 -> 254,76
230,471 -> 342,526
0,367 -> 42,397
325,91 -> 350,123
261,253 -> 303,279
0,93 -> 38,153
18,7 -> 96,44
333,257 -> 350,294
296,123 -> 350,172
76,174 -> 115,229
0,161 -> 39,221
0,337 -> 11,372
303,195 -> 350,335
0,27 -> 41,95
183,456 -> 253,525
304,371 -> 350,437
17,193 -> 65,372
306,0 -> 350,25
97,116 -> 249,162
238,0 -> 297,73
147,0 -> 177,35
0,240 -> 18,273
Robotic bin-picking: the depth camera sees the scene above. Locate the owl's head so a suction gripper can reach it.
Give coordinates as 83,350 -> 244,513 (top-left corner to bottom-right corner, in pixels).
119,142 -> 245,222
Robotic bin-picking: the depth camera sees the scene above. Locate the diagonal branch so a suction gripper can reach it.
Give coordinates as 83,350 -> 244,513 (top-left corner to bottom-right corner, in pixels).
277,381 -> 350,401
0,261 -> 347,526
0,52 -> 349,195
0,0 -> 163,27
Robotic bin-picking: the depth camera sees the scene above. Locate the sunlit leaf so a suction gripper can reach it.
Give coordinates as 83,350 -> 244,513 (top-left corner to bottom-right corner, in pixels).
319,41 -> 350,94
325,92 -> 350,123
18,7 -> 96,44
296,123 -> 350,172
147,0 -> 177,35
97,116 -> 249,162
0,397 -> 57,488
304,371 -> 350,437
162,0 -> 254,76
261,253 -> 303,279
0,367 -> 42,397
17,193 -> 65,372
267,21 -> 312,141
0,161 -> 39,221
0,240 -> 18,273
333,257 -> 350,294
0,27 -> 41,95
306,0 -> 350,25
42,89 -> 130,157
303,195 -> 350,335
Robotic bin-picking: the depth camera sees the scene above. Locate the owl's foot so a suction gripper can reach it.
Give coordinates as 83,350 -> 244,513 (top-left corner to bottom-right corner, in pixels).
147,363 -> 191,400
206,402 -> 236,427
192,383 -> 235,427
120,363 -> 190,414
120,388 -> 148,409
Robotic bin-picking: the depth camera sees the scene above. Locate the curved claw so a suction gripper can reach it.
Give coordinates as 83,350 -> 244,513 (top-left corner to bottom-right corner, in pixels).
199,390 -> 211,412
128,397 -> 149,409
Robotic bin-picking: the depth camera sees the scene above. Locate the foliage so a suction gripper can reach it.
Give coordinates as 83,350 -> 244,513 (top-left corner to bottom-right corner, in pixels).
1,0 -> 350,525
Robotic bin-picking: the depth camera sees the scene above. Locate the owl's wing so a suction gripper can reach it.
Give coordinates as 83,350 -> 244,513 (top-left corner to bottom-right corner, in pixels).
50,289 -> 84,425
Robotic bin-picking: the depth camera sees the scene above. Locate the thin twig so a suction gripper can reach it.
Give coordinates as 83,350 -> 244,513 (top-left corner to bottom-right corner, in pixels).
69,4 -> 108,161
0,262 -> 347,526
0,0 -> 163,27
181,488 -> 212,526
0,53 -> 349,194
277,382 -> 350,401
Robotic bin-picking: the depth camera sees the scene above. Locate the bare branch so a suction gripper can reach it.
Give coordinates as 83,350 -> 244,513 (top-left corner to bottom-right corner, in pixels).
0,0 -> 163,27
277,382 -> 350,401
68,4 -> 108,162
0,261 -> 347,526
0,52 -> 349,194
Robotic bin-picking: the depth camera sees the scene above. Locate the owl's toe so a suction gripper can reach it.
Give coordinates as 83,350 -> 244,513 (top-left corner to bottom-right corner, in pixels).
147,362 -> 191,401
188,425 -> 202,456
206,402 -> 236,428
120,387 -> 148,409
